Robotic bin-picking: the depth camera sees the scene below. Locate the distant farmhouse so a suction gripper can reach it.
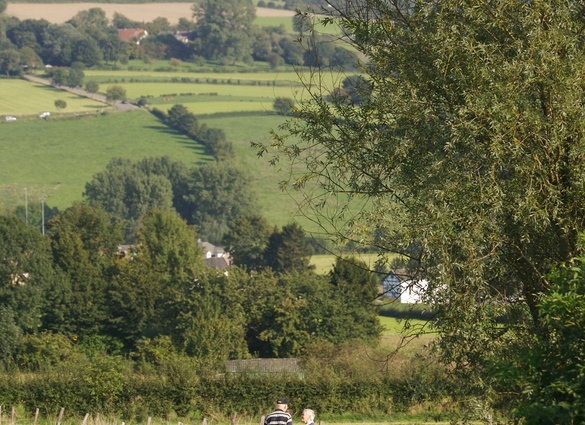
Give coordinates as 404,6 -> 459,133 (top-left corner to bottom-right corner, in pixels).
382,268 -> 429,304
117,28 -> 148,45
117,241 -> 231,270
197,240 -> 232,270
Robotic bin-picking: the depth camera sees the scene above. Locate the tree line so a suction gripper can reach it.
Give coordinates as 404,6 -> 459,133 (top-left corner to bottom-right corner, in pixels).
0,155 -> 382,372
0,0 -> 360,76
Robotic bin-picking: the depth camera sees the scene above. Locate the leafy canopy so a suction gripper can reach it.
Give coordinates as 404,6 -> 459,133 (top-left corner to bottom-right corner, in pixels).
257,0 -> 585,409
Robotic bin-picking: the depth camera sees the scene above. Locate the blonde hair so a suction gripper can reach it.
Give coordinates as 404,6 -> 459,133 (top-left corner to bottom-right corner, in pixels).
302,409 -> 315,422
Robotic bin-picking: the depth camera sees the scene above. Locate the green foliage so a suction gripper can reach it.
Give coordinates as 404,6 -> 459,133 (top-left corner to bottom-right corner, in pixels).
326,256 -> 383,343
54,99 -> 67,109
0,0 -> 7,14
105,84 -> 126,102
193,0 -> 256,62
167,103 -> 199,135
47,203 -> 122,337
173,274 -> 249,366
67,67 -> 84,87
378,303 -> 435,321
82,353 -> 129,412
160,104 -> 233,161
184,160 -> 257,244
0,215 -> 58,334
273,97 -> 294,115
0,49 -> 23,76
264,223 -> 314,274
489,255 -> 585,424
258,1 -> 585,417
85,80 -> 99,94
136,208 -> 204,277
16,332 -> 78,371
51,67 -> 68,85
222,214 -> 272,270
84,158 -> 174,240
0,307 -> 22,367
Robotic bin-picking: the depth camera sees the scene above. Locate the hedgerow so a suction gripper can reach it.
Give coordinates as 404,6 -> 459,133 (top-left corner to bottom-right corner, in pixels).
0,366 -> 454,420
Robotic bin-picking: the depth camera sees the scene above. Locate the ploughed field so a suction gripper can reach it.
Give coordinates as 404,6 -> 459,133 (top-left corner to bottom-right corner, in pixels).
5,3 -> 296,24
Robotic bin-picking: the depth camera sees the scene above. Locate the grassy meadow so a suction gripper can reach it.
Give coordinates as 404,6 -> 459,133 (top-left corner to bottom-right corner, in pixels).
0,109 -> 210,209
0,78 -> 107,116
0,76 -> 315,229
1,55 -> 353,232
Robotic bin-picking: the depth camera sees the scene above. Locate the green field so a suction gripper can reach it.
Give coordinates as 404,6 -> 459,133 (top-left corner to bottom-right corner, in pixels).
84,68 -> 340,115
310,253 -> 381,274
0,61 -> 353,232
0,110 -> 210,209
0,78 -> 107,116
255,16 -> 342,35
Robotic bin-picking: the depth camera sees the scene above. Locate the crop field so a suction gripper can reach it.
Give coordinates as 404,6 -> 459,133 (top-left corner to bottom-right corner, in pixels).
0,79 -> 107,116
5,3 -> 297,24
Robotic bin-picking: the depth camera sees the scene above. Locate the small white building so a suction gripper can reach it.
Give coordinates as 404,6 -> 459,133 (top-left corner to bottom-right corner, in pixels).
197,239 -> 231,269
382,269 -> 429,304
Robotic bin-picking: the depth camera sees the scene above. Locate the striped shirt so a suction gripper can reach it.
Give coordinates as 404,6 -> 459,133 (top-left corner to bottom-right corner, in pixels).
264,409 -> 293,425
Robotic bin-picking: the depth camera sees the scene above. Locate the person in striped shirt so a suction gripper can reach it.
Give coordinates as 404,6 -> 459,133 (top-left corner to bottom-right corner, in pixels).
264,398 -> 293,425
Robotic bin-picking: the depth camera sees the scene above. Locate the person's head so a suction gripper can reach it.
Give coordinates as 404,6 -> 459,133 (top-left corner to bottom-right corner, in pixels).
276,397 -> 288,411
301,409 -> 315,424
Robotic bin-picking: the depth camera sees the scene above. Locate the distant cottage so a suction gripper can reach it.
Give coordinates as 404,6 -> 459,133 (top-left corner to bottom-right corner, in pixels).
117,28 -> 148,45
197,239 -> 232,269
382,268 -> 429,304
116,240 -> 232,269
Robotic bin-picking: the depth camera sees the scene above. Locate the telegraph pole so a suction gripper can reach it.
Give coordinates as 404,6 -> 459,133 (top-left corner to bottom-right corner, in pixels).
41,197 -> 45,235
25,187 -> 28,224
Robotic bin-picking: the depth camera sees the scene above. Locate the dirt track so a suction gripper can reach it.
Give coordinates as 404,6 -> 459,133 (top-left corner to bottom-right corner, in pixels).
5,3 -> 296,24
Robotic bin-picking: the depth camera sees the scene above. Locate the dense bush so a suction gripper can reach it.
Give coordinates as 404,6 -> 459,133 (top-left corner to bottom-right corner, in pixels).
377,303 -> 436,321
0,367 -> 454,420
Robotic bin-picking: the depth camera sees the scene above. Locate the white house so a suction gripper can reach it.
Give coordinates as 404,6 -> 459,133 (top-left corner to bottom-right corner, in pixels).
197,239 -> 231,269
382,268 -> 429,304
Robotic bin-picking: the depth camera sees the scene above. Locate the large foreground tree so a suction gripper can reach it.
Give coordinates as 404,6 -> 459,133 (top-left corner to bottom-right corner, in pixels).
257,0 -> 585,420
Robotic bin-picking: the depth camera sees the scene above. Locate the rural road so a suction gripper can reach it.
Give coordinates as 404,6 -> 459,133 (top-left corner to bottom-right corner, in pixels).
23,74 -> 140,112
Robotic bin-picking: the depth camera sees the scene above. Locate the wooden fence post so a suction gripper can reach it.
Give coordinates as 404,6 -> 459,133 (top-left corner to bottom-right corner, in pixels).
82,413 -> 89,425
34,408 -> 39,425
95,413 -> 100,425
1,404 -> 3,425
259,415 -> 265,425
10,406 -> 15,425
231,412 -> 237,425
202,418 -> 207,425
147,417 -> 152,425
56,408 -> 64,425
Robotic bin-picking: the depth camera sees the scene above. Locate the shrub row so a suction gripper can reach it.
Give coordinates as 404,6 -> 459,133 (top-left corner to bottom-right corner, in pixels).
0,371 -> 453,420
98,78 -> 292,86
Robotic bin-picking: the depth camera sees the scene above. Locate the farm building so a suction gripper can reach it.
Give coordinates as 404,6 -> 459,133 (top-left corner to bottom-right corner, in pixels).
382,268 -> 429,304
197,240 -> 232,269
118,28 -> 148,44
